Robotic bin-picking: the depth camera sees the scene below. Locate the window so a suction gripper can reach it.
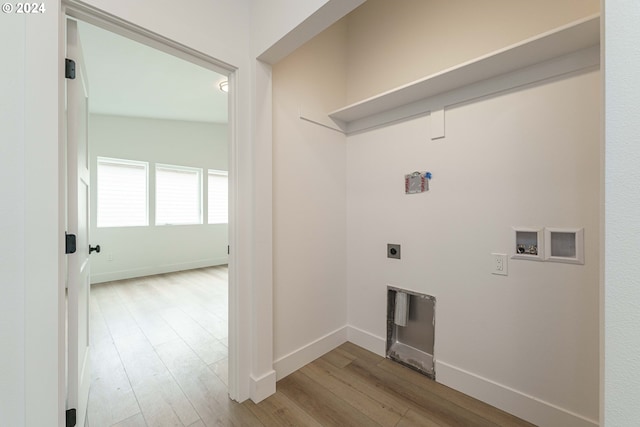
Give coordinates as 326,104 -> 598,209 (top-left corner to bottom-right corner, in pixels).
97,157 -> 148,227
208,170 -> 228,224
156,164 -> 202,225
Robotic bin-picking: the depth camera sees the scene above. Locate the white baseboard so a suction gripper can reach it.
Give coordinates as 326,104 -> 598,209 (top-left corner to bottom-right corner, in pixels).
346,325 -> 386,356
250,369 -> 276,404
273,326 -> 348,380
436,360 -> 598,427
343,326 -> 597,427
90,258 -> 228,284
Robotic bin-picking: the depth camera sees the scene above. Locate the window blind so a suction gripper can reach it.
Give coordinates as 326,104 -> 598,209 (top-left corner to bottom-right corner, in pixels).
97,157 -> 148,227
156,164 -> 202,225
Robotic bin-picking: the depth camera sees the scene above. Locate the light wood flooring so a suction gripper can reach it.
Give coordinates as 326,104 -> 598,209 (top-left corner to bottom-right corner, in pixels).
88,266 -> 535,427
88,266 -> 229,427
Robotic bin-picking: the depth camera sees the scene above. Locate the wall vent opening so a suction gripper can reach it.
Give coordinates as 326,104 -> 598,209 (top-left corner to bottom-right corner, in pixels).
386,287 -> 436,379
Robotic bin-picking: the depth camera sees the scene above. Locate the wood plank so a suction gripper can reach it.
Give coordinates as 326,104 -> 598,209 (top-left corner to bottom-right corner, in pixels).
300,360 -> 404,426
180,302 -> 228,340
88,288 -> 111,347
113,279 -> 171,316
278,371 -> 382,427
155,338 -> 263,427
243,392 -> 323,427
130,310 -> 181,347
345,358 -> 499,427
376,358 -> 536,427
87,338 -> 140,427
160,307 -> 228,365
93,282 -> 141,340
209,358 -> 228,386
338,341 -> 385,366
111,412 -> 148,427
319,346 -> 357,368
113,330 -> 200,427
396,408 -> 443,427
311,357 -> 412,417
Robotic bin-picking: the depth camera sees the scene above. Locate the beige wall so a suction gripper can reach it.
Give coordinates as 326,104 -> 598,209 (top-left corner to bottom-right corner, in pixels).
272,19 -> 349,371
345,0 -> 599,103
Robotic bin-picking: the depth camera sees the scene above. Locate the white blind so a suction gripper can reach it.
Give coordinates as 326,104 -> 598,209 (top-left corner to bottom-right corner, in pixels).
208,170 -> 228,224
97,158 -> 148,227
156,164 -> 202,225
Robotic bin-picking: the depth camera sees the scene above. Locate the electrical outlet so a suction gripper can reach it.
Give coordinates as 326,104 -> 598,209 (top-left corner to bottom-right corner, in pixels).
387,244 -> 401,259
108,253 -> 114,262
491,253 -> 508,276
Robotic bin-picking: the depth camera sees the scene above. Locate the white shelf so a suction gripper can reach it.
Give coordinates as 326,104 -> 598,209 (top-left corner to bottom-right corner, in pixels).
328,14 -> 600,134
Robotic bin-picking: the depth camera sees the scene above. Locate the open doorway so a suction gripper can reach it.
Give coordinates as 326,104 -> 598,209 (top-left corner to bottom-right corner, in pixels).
74,19 -> 232,426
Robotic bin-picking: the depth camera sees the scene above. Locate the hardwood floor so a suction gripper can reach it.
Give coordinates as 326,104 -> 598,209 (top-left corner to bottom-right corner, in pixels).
88,267 -> 535,427
88,266 -> 230,427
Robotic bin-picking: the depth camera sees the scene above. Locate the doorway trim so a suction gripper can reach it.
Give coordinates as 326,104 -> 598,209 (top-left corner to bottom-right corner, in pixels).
62,0 -> 243,401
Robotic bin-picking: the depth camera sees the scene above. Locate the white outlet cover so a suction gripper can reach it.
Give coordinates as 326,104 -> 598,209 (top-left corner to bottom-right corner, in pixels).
491,253 -> 508,276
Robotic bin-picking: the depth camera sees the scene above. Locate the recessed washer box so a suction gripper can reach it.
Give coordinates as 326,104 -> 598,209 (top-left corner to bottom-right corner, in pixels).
545,227 -> 584,264
386,287 -> 436,379
512,227 -> 544,261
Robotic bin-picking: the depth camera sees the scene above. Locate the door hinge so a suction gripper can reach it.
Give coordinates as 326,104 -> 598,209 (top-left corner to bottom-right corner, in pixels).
65,233 -> 77,254
66,408 -> 76,427
228,245 -> 230,255
65,58 -> 76,79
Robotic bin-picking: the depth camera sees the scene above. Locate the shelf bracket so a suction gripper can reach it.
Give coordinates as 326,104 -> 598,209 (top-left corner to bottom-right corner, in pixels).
299,108 -> 346,134
430,108 -> 445,140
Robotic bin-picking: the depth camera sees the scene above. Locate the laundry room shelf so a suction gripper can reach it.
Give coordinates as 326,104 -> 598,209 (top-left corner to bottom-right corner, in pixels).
328,14 -> 600,134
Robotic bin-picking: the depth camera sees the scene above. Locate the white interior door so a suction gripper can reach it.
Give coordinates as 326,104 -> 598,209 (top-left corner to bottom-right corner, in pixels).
66,18 -> 92,427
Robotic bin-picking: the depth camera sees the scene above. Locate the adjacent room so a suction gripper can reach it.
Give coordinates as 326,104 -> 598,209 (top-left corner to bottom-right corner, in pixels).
75,21 -> 231,426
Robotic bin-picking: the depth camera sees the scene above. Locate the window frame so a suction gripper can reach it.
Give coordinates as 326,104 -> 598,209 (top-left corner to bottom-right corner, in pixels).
207,169 -> 229,225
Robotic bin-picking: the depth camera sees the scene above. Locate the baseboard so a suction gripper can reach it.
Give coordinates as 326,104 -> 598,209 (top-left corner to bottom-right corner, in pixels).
436,360 -> 598,427
250,369 -> 276,404
273,326 -> 348,381
90,258 -> 228,284
343,326 -> 597,427
346,325 -> 386,356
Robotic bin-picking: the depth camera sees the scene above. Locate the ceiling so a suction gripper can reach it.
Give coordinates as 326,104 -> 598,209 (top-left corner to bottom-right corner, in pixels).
77,21 -> 228,124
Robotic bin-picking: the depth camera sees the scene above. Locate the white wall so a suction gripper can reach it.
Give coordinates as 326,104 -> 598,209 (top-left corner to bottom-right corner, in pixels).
250,0 -> 364,62
251,0 -> 330,57
81,0 -> 251,64
271,1 -> 601,425
272,18 -> 349,378
0,13 -> 26,427
346,70 -> 600,425
603,0 -> 640,424
89,114 -> 228,283
1,0 -> 274,422
16,2 -> 64,425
